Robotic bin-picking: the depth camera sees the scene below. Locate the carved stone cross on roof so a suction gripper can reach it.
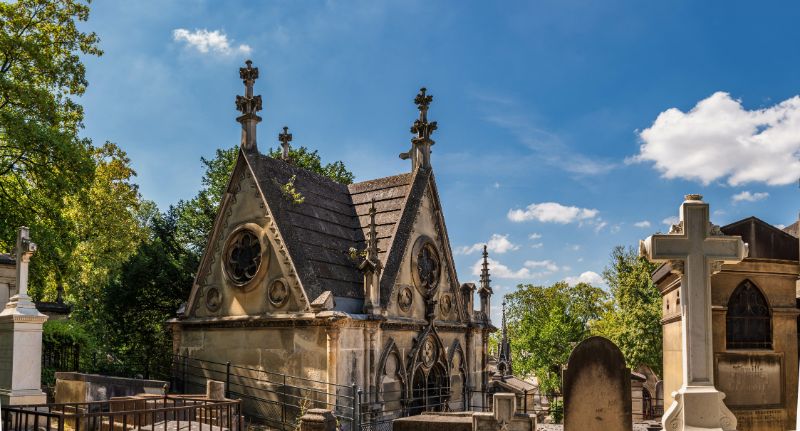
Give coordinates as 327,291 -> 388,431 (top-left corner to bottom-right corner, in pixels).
235,60 -> 263,151
399,87 -> 438,171
278,126 -> 292,161
640,194 -> 747,431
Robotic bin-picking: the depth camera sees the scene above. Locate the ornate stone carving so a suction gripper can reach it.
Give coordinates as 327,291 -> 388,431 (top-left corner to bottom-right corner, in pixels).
439,294 -> 452,316
205,287 -> 221,312
421,337 -> 436,368
224,229 -> 263,285
411,236 -> 441,296
669,260 -> 685,275
268,279 -> 289,307
669,221 -> 684,234
398,286 -> 413,312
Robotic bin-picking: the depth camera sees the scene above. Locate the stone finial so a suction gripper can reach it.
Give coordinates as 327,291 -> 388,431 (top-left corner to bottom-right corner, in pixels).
279,126 -> 293,161
235,60 -> 263,151
399,87 -> 438,171
497,298 -> 512,377
684,194 -> 703,202
479,245 -> 491,294
360,198 -> 382,314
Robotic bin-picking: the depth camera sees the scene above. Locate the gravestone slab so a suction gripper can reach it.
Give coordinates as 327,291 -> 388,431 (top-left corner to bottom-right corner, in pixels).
714,353 -> 783,408
564,336 -> 632,431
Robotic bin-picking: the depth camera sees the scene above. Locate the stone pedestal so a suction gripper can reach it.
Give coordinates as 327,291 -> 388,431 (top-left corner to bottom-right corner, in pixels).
299,409 -> 337,431
0,306 -> 48,405
663,386 -> 736,431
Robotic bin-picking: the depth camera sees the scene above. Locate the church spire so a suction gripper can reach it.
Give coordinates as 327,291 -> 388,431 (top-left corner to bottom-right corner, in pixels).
235,60 -> 263,152
278,126 -> 292,161
478,245 -> 493,322
497,299 -> 513,378
399,87 -> 438,171
360,198 -> 382,314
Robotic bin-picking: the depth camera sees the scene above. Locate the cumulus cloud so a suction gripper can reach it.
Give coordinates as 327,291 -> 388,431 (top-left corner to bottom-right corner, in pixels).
529,233 -> 542,240
173,28 -> 252,56
457,234 -> 519,255
662,216 -> 680,226
524,260 -> 559,272
732,191 -> 769,203
631,92 -> 800,186
508,202 -> 599,223
530,243 -> 544,249
594,221 -> 609,233
564,271 -> 604,286
634,221 -> 651,228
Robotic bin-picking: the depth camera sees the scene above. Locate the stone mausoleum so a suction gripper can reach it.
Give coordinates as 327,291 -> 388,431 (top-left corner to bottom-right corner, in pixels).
170,61 -> 493,422
655,215 -> 799,431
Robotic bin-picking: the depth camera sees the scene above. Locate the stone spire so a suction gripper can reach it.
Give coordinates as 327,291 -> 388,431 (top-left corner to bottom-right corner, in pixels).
497,299 -> 513,378
235,60 -> 263,152
278,126 -> 293,161
360,198 -> 382,314
478,245 -> 492,322
399,87 -> 438,171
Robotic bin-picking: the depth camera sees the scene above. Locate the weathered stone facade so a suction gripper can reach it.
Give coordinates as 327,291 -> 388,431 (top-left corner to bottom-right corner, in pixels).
170,63 -> 492,422
656,216 -> 799,431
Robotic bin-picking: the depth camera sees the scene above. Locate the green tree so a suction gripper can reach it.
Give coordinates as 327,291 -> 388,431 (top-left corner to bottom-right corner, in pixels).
592,245 -> 662,375
506,281 -> 607,394
0,0 -> 102,294
266,145 -> 355,185
92,205 -> 197,378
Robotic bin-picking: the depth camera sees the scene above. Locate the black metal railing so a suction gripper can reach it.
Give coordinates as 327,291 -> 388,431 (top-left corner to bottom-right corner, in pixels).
1,396 -> 243,431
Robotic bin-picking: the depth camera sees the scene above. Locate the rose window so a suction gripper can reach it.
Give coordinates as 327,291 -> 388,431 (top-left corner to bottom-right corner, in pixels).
225,230 -> 262,284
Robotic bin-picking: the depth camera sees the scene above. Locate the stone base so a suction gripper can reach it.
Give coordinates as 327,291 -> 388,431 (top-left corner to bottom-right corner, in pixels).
0,388 -> 47,406
662,386 -> 737,431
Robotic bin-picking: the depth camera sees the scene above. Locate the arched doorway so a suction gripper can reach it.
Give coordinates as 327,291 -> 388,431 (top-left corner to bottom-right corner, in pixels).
408,364 -> 448,415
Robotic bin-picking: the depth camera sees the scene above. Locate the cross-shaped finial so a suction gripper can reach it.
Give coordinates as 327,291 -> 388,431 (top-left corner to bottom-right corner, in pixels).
411,87 -> 437,142
278,126 -> 292,160
235,60 -> 263,151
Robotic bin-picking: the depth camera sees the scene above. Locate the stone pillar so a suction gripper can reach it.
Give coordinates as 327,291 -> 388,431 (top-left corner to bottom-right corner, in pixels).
206,380 -> 225,400
0,227 -> 48,405
326,327 -> 339,410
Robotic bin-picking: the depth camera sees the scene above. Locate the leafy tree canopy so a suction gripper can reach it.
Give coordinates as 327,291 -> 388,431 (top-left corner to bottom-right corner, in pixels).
506,281 -> 607,394
0,0 -> 103,295
266,145 -> 355,185
592,245 -> 662,376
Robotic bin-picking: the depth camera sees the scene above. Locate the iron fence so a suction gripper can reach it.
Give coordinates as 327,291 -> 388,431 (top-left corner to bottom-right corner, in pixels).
1,396 -> 243,431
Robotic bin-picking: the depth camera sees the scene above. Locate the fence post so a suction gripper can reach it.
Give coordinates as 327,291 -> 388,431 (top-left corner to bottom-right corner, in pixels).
523,389 -> 527,413
282,374 -> 287,425
225,362 -> 231,398
353,386 -> 362,431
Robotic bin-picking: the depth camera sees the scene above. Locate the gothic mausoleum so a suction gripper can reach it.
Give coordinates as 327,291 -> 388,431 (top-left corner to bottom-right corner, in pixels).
170,61 -> 494,424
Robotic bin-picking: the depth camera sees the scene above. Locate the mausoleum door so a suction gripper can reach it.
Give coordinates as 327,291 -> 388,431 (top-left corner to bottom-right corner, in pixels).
408,364 -> 449,415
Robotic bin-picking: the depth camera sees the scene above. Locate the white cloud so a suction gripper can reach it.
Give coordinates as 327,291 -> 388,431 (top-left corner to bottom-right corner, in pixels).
524,260 -> 560,272
732,191 -> 769,203
634,220 -> 651,228
631,92 -> 800,186
570,244 -> 581,251
173,28 -> 252,56
457,234 -> 519,255
529,233 -> 542,240
493,182 -> 501,189
508,202 -> 599,223
472,257 -> 530,279
530,243 -> 544,249
564,271 -> 604,286
776,224 -> 786,229
662,216 -> 680,226
594,221 -> 608,233
610,224 -> 621,234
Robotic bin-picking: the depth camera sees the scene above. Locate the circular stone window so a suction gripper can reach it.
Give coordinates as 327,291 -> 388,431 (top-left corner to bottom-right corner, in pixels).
411,237 -> 441,295
224,229 -> 263,286
268,279 -> 289,307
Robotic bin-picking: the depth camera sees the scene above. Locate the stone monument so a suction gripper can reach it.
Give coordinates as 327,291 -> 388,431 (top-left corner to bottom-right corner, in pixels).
640,194 -> 747,431
0,226 -> 48,405
563,336 -> 632,431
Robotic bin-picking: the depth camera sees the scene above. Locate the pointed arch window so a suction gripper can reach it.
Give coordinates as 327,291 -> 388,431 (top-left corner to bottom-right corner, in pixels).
726,280 -> 771,349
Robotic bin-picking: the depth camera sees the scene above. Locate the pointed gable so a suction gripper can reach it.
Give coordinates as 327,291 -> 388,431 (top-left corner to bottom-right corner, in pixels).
785,220 -> 798,238
242,150 -> 417,306
721,216 -> 798,261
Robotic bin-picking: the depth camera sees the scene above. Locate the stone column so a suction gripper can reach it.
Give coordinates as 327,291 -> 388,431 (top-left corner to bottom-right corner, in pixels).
0,227 -> 48,405
326,327 -> 339,410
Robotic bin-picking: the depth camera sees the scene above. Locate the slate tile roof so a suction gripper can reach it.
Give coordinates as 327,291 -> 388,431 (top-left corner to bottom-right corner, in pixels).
243,150 -> 417,305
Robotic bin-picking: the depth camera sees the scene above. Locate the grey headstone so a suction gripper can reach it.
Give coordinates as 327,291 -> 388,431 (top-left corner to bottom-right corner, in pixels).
564,336 -> 632,431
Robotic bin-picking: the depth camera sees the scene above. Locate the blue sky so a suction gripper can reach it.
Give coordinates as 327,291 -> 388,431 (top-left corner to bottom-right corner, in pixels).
78,0 -> 800,320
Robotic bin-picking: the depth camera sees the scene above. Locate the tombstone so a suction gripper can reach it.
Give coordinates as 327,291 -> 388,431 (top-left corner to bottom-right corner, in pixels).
0,227 -> 48,405
640,194 -> 746,431
563,336 -> 632,431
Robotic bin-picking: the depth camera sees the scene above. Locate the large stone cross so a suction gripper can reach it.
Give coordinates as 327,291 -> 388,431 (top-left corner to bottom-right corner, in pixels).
640,194 -> 747,431
1,226 -> 40,315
